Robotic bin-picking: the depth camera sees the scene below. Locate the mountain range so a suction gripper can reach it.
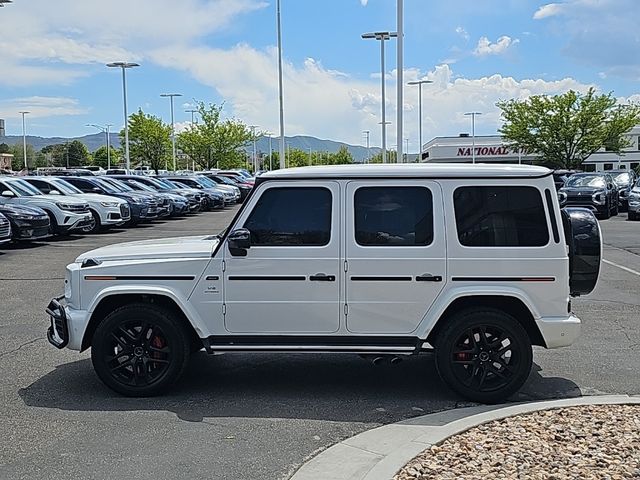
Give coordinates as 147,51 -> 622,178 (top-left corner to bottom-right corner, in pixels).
0,133 -> 382,163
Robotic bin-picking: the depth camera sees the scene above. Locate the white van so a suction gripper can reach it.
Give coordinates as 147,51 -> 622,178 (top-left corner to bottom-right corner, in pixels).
46,164 -> 601,402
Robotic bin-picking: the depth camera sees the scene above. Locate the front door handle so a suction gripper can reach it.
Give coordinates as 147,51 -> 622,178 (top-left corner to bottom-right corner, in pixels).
310,273 -> 336,282
416,274 -> 443,282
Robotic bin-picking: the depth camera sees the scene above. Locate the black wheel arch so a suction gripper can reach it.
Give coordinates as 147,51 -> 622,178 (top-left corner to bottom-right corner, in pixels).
82,294 -> 201,352
426,295 -> 545,348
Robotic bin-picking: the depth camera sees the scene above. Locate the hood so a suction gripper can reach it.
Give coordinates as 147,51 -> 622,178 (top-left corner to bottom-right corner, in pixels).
32,194 -> 88,204
76,235 -> 220,263
0,203 -> 47,216
75,193 -> 126,204
560,186 -> 602,194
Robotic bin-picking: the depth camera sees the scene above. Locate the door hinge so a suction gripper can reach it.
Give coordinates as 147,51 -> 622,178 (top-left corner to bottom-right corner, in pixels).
344,304 -> 348,316
343,260 -> 348,272
222,260 -> 226,272
222,304 -> 227,315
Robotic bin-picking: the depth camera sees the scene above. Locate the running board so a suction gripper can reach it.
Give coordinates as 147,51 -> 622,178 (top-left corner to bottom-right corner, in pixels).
201,335 -> 429,355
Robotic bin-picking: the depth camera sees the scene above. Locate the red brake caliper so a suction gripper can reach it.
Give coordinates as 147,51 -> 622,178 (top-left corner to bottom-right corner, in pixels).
151,335 -> 164,360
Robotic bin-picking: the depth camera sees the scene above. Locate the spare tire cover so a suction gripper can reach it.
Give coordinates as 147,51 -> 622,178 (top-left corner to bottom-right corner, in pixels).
561,207 -> 602,296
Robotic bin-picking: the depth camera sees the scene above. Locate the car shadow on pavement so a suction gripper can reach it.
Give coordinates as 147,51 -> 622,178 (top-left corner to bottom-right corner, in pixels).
19,354 -> 581,424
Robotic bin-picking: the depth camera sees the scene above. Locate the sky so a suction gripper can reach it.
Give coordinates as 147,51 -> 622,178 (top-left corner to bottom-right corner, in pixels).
0,0 -> 639,152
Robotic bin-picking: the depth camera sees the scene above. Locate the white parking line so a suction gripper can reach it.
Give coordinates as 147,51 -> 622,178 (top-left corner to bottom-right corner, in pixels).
603,259 -> 640,277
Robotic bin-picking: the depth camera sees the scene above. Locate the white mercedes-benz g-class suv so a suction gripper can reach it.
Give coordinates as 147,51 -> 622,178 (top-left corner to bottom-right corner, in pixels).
46,164 -> 601,403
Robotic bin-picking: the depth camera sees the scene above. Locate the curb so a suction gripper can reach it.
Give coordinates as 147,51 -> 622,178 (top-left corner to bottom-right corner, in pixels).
289,395 -> 640,480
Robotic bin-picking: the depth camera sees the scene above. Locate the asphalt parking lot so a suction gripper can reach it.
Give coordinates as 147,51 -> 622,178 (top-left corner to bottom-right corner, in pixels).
1,210 -> 639,480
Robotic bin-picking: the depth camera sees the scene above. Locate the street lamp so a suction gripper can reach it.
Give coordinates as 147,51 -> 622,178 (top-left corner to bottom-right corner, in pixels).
19,111 -> 29,171
276,0 -> 286,169
106,62 -> 139,171
249,125 -> 259,172
408,79 -> 433,162
266,132 -> 273,170
0,1 -> 13,7
404,138 -> 409,162
160,93 -> 182,171
185,109 -> 198,125
87,124 -> 113,169
362,130 -> 371,163
396,0 -> 404,164
464,112 -> 483,164
362,31 -> 397,164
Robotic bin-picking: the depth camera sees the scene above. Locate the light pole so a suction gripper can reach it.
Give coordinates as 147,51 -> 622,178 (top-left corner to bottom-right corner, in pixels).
87,124 -> 113,169
464,112 -> 482,164
160,93 -> 182,171
249,125 -> 258,172
408,79 -> 433,162
106,62 -> 139,171
404,138 -> 409,162
185,109 -> 198,125
362,31 -> 397,164
19,111 -> 29,171
363,130 -> 370,163
397,0 -> 404,163
276,0 -> 286,169
267,133 -> 273,170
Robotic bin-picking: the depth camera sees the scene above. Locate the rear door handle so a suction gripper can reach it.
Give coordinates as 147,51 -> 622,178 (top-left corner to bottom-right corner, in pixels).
310,273 -> 336,282
416,274 -> 443,282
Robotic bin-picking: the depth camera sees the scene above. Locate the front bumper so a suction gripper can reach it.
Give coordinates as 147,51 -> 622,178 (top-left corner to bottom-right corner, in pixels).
536,314 -> 581,348
46,296 -> 89,351
59,212 -> 93,233
103,205 -> 131,226
629,199 -> 640,214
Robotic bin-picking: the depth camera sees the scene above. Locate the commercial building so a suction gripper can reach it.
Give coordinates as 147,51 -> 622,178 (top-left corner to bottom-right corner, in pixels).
422,126 -> 640,171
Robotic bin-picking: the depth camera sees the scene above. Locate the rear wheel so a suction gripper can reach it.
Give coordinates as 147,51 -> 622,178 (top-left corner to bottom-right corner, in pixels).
435,308 -> 533,404
91,304 -> 190,397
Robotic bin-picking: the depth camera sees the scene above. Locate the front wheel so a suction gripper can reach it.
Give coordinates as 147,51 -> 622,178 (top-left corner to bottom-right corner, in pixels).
629,211 -> 638,221
435,308 -> 533,404
82,210 -> 101,233
91,304 -> 190,397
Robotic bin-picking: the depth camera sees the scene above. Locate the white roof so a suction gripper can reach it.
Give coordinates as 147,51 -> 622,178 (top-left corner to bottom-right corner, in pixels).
261,163 -> 551,179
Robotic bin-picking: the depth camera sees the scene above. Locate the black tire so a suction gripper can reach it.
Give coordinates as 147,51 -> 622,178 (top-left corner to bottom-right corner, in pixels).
629,211 -> 638,221
91,303 -> 190,397
612,199 -> 619,216
600,200 -> 611,220
44,210 -> 58,235
435,308 -> 533,404
83,210 -> 101,233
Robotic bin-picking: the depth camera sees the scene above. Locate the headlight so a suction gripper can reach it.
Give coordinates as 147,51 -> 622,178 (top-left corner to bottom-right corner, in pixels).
558,191 -> 567,203
14,214 -> 37,220
56,203 -> 75,211
592,191 -> 606,205
100,202 -> 119,207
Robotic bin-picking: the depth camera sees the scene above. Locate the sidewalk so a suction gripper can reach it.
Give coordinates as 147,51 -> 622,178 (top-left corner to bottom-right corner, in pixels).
290,395 -> 640,480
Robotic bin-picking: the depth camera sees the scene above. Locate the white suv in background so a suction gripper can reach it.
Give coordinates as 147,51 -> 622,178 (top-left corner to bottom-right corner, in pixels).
23,177 -> 131,233
0,177 -> 92,234
46,164 -> 602,403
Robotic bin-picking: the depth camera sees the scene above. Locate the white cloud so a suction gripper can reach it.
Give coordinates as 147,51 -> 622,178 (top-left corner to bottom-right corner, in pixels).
360,0 -> 369,5
455,26 -> 470,41
0,97 -> 88,119
533,3 -> 564,19
148,40 -> 592,148
473,36 -> 519,57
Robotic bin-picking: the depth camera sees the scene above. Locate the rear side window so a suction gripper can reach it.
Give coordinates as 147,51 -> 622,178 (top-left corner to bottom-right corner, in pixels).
454,186 -> 549,247
354,187 -> 433,246
244,187 -> 331,246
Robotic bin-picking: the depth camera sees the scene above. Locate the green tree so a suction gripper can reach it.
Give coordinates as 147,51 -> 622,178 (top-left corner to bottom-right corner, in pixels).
497,88 -> 640,169
328,145 -> 354,165
67,140 -> 91,166
9,144 -> 35,170
121,109 -> 172,173
41,144 -> 68,167
92,146 -> 120,169
177,102 -> 254,170
369,150 -> 397,164
0,143 -> 10,154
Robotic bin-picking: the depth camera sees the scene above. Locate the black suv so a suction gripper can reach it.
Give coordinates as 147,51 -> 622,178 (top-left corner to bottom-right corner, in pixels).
558,172 -> 619,219
610,170 -> 637,212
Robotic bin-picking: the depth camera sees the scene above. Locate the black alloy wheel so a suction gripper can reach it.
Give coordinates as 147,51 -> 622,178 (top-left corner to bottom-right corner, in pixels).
91,304 -> 190,396
435,308 -> 533,404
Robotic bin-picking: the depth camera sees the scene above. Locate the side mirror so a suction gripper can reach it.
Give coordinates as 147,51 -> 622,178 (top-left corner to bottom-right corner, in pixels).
49,190 -> 61,195
228,228 -> 251,256
1,190 -> 14,198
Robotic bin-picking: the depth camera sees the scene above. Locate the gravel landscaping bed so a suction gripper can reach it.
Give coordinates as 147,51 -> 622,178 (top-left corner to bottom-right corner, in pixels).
395,404 -> 640,480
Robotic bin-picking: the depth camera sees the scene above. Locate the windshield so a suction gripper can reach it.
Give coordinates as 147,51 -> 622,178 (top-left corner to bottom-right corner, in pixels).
94,178 -> 123,194
130,181 -> 156,192
565,175 -> 606,188
5,179 -> 39,196
104,178 -> 135,192
613,172 -> 632,185
154,178 -> 177,190
51,179 -> 83,195
216,175 -> 236,185
196,176 -> 217,188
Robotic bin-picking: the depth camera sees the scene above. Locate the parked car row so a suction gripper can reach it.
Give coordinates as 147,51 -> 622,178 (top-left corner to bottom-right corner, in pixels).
557,170 -> 640,220
0,170 -> 254,244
